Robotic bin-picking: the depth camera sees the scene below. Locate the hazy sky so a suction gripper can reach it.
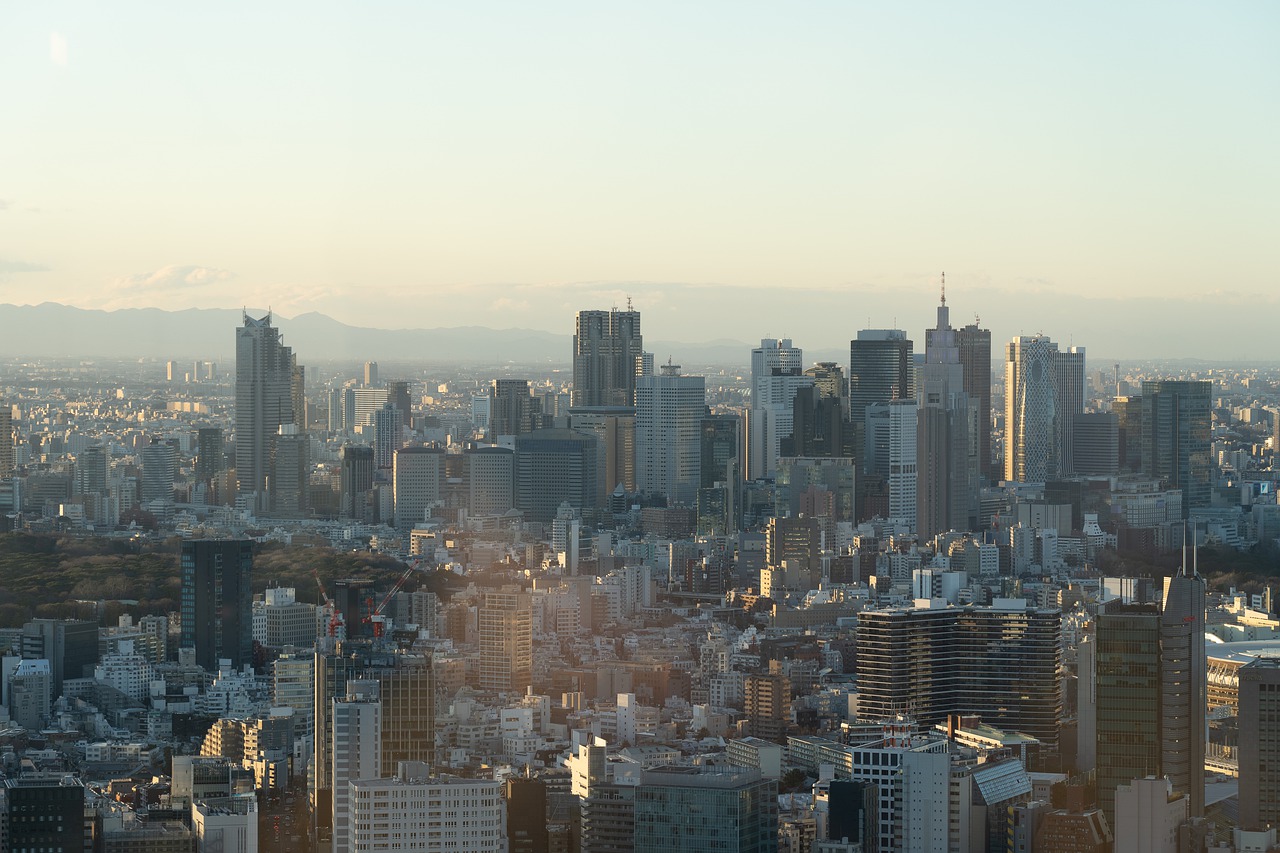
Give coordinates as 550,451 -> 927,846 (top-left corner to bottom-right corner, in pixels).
2,3 -> 1278,357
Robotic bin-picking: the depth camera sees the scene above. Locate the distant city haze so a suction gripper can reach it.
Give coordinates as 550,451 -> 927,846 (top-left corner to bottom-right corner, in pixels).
2,3 -> 1276,358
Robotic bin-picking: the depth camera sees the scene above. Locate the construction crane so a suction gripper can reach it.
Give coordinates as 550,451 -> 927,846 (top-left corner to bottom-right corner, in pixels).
311,566 -> 345,639
363,563 -> 419,639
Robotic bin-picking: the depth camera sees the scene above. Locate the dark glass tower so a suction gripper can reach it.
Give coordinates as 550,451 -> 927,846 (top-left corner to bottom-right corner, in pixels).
1140,380 -> 1212,515
235,312 -> 299,513
572,308 -> 643,407
180,539 -> 254,671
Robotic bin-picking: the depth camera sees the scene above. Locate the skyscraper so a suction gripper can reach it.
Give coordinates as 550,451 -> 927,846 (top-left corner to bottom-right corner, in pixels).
636,363 -> 705,506
479,587 -> 533,694
195,427 -> 225,488
339,444 -> 375,521
331,681 -> 382,853
363,361 -> 378,386
1140,380 -> 1212,514
1160,549 -> 1206,818
393,445 -> 444,531
236,312 -> 300,514
572,307 -> 643,407
1004,335 -> 1084,482
748,338 -> 811,479
514,429 -> 598,522
916,281 -> 977,541
491,379 -> 540,438
1239,657 -> 1280,830
464,445 -> 515,516
140,437 -> 176,505
569,406 -> 637,497
271,424 -> 310,517
0,402 -> 13,477
180,539 -> 254,671
373,402 -> 404,469
850,328 -> 913,451
955,319 -> 993,481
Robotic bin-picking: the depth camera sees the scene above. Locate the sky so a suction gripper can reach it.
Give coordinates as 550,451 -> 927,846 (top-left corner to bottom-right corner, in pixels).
2,2 -> 1278,359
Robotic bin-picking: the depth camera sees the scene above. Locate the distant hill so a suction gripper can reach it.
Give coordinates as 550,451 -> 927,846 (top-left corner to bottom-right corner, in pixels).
0,302 -> 838,366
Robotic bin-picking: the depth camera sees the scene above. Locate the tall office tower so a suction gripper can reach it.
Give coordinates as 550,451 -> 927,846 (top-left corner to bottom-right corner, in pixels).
747,338 -> 811,479
855,601 -> 1062,747
850,329 -> 914,457
327,388 -> 345,432
393,445 -> 444,531
805,361 -> 848,414
464,445 -> 515,516
1004,335 -> 1084,482
8,659 -> 52,729
1239,657 -> 1280,830
19,618 -> 97,698
1113,777 -> 1188,853
345,385 -> 391,431
166,359 -> 178,381
140,437 -> 176,505
339,444 -> 375,520
1114,395 -> 1143,472
634,765 -> 778,853
3,775 -> 86,853
783,384 -> 850,458
916,282 -> 977,541
700,413 -> 741,489
291,360 -> 307,427
363,361 -> 378,387
330,680 -> 382,853
955,319 -> 993,481
569,406 -> 637,496
885,397 -> 916,527
195,427 -> 225,486
236,312 -> 299,513
388,379 -> 412,427
75,444 -> 108,496
479,587 -> 533,694
0,402 -> 12,476
1094,601 -> 1162,828
515,429 -> 598,523
180,539 -> 253,671
1072,413 -> 1119,475
373,403 -> 403,469
573,307 -> 643,407
491,379 -> 540,438
1161,551 -> 1206,818
636,364 -> 705,506
313,646 -> 436,841
1140,380 -> 1212,514
270,424 -> 310,517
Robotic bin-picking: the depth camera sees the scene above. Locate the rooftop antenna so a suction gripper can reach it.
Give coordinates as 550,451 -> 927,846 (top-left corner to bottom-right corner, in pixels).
940,271 -> 946,305
627,296 -> 633,312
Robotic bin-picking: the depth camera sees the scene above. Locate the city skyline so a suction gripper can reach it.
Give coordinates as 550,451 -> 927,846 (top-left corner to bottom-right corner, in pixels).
2,3 -> 1278,359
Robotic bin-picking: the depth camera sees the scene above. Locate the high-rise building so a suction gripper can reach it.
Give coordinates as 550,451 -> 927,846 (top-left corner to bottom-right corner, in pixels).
783,384 -> 850,459
916,282 -> 977,541
1112,776 -> 1188,853
350,762 -> 507,853
491,379 -> 541,438
505,777 -> 550,853
339,444 -> 375,521
464,445 -> 515,516
330,680 -> 382,853
195,426 -> 225,487
744,670 -> 791,743
514,429 -> 598,523
1239,656 -> 1280,830
236,312 -> 300,513
345,385 -> 391,431
855,600 -> 1062,747
633,765 -> 778,853
312,646 -> 436,841
1114,395 -> 1144,472
393,445 -> 444,531
75,444 -> 108,496
140,437 -> 176,505
1160,553 -> 1206,817
0,402 -> 13,477
1094,601 -> 1162,827
850,329 -> 913,456
271,423 -> 310,517
1140,380 -> 1212,514
1003,335 -> 1084,482
955,319 -> 993,481
389,379 -> 412,427
636,364 -> 705,506
865,398 -> 918,530
1072,413 -> 1119,475
479,587 -> 532,694
569,406 -> 637,496
180,539 -> 254,671
572,308 -> 643,407
748,338 -> 811,479
363,361 -> 378,387
19,617 -> 97,697
373,402 -> 404,469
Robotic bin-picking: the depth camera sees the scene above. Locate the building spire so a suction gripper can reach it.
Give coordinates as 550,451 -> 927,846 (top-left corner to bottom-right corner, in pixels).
940,271 -> 946,305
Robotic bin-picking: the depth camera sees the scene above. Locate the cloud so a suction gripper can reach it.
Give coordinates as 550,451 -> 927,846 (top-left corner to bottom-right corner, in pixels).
0,199 -> 10,211
110,264 -> 233,293
50,32 -> 67,67
0,259 -> 50,273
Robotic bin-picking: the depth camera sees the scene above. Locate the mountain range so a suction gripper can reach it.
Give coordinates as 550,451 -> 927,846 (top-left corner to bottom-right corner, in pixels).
0,303 -> 799,365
